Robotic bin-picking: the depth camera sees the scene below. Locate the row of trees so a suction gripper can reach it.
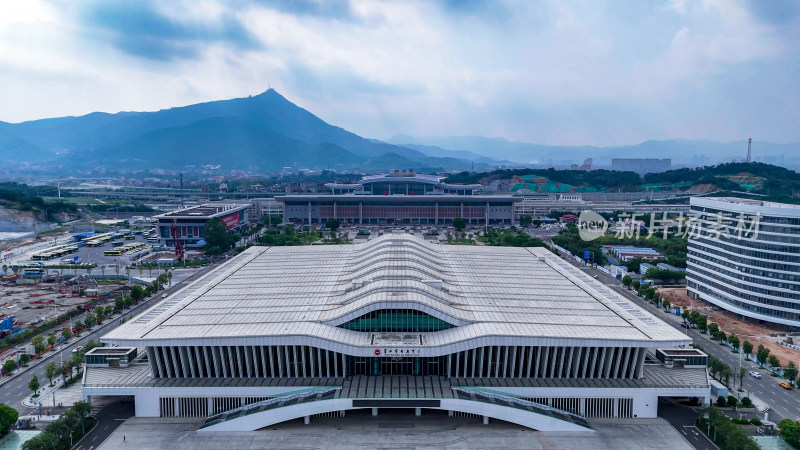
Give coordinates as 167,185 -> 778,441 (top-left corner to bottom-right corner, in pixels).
0,404 -> 18,439
22,401 -> 93,450
623,278 -> 672,310
697,406 -> 759,450
676,309 -> 799,384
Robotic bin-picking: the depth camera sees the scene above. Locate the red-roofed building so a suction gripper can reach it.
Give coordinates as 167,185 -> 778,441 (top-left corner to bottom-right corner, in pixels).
559,214 -> 579,224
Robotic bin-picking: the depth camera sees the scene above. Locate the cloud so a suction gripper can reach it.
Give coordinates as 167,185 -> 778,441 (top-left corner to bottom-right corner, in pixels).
0,0 -> 797,147
79,0 -> 261,60
744,0 -> 800,25
248,0 -> 357,21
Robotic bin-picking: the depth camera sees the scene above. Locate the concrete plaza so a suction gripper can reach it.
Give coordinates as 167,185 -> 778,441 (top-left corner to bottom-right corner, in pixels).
98,409 -> 692,449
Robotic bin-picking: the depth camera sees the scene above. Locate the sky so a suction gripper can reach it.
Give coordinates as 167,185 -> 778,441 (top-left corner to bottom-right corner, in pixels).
0,0 -> 798,146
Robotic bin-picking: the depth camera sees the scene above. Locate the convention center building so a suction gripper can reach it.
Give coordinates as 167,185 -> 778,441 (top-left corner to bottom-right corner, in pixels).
280,171 -> 517,225
84,234 -> 708,432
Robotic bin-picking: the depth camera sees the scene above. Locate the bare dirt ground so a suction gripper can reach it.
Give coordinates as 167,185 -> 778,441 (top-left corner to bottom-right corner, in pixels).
0,280 -> 125,329
659,287 -> 800,366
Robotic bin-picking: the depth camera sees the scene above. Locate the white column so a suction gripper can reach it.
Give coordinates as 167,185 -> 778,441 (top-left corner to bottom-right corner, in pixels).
304,415 -> 310,425
483,415 -> 489,425
268,346 -> 276,377
541,346 -> 551,378
372,408 -> 378,416
415,408 -> 422,416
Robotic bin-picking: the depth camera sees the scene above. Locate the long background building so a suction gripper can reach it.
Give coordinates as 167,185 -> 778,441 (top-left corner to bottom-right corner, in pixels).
687,197 -> 800,327
84,234 -> 707,432
282,172 -> 516,225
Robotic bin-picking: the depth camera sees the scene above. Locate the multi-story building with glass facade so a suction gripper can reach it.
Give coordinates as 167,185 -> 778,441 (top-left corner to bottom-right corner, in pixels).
84,234 -> 707,432
687,197 -> 800,327
281,171 -> 516,225
155,203 -> 250,249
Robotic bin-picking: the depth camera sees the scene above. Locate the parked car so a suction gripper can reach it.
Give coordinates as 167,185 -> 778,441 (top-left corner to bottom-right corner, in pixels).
779,381 -> 792,390
750,371 -> 762,379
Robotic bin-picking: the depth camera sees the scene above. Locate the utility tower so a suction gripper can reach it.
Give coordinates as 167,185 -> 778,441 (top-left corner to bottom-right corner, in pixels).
746,137 -> 752,163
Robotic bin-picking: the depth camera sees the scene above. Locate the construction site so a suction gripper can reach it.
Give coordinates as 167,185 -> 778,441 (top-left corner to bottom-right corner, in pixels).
0,274 -> 128,338
660,287 -> 800,367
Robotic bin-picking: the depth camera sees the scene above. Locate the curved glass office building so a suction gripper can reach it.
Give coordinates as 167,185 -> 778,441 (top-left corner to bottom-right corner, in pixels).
687,197 -> 800,327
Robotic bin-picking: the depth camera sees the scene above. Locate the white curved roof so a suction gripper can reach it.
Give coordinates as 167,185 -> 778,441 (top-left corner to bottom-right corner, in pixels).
102,234 -> 690,350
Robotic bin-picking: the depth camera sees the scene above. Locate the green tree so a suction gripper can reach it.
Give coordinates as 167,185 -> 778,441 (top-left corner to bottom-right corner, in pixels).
726,395 -> 738,408
73,401 -> 92,435
742,340 -> 753,357
325,219 -> 340,231
661,299 -> 670,311
756,345 -> 770,367
19,354 -> 30,366
130,284 -> 145,301
44,361 -> 58,386
28,375 -> 40,395
768,354 -> 780,371
62,327 -> 72,340
697,315 -> 708,332
74,320 -> 84,334
84,312 -> 96,328
32,335 -> 45,354
779,418 -> 800,449
47,334 -> 55,347
204,217 -> 234,255
94,305 -> 105,323
784,362 -> 798,387
708,322 -> 719,335
452,217 -> 467,231
0,403 -> 19,438
104,305 -> 114,317
728,334 -> 740,350
631,280 -> 640,291
739,367 -> 746,391
519,215 -> 533,227
2,359 -> 16,375
622,275 -> 632,287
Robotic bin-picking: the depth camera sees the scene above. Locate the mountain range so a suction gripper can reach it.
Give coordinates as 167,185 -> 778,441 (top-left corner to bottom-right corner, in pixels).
388,135 -> 800,168
0,89 -> 499,172
1,89 -> 797,172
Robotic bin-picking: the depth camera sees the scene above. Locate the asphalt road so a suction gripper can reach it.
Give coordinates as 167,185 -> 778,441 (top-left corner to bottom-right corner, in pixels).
566,254 -> 800,423
0,263 -> 216,414
74,398 -> 135,450
657,397 -> 717,450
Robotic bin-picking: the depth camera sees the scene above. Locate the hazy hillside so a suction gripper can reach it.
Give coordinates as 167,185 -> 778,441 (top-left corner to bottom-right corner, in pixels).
389,135 -> 800,168
0,90 -> 479,171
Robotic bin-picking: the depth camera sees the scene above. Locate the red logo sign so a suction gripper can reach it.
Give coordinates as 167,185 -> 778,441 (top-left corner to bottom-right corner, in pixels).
374,349 -> 381,356
222,213 -> 240,229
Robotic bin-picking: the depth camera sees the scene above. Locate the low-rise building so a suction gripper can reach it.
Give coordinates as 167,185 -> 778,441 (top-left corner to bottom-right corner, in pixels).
155,203 -> 250,249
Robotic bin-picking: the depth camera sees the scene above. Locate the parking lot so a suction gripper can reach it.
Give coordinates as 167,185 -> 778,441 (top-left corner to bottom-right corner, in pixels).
28,230 -> 156,269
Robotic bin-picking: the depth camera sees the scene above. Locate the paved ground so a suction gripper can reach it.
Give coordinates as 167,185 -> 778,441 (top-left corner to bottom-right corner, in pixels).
0,265 -> 209,415
97,410 -> 691,450
609,283 -> 800,423
75,398 -> 135,450
657,398 -> 718,450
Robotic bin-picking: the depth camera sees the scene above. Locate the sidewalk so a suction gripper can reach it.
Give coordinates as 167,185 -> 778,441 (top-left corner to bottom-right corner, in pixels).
750,396 -> 770,413
23,374 -> 67,408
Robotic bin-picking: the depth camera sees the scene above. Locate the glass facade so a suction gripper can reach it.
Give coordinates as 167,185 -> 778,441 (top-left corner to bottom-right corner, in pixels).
687,200 -> 800,325
338,309 -> 455,332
